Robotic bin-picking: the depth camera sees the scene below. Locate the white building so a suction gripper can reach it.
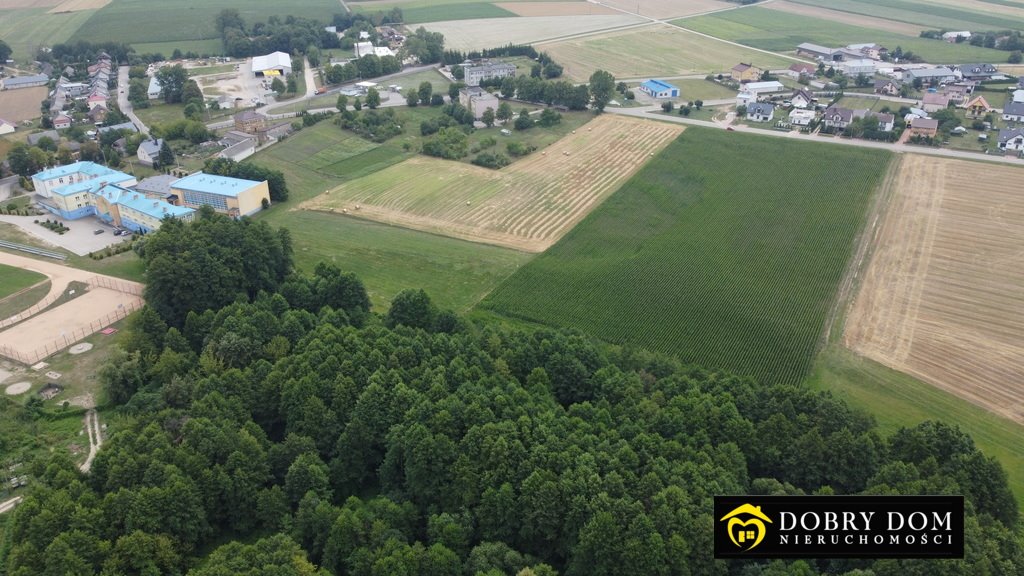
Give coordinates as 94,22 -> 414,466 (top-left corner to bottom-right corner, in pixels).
459,86 -> 499,120
136,138 -> 163,167
463,62 -> 516,87
252,51 -> 292,77
0,118 -> 15,135
746,102 -> 774,122
742,81 -> 785,97
354,42 -> 394,58
148,76 -> 162,99
789,109 -> 816,126
838,59 -> 875,76
943,31 -> 971,42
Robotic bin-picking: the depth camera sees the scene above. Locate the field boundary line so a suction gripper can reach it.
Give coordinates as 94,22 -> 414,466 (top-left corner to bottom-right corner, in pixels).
0,279 -> 48,308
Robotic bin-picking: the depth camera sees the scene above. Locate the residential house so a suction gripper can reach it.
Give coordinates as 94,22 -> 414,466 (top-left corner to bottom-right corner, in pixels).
942,83 -> 974,104
998,128 -> 1024,152
53,115 -> 72,130
845,43 -> 887,60
1004,101 -> 1024,122
731,63 -> 762,83
787,62 -> 817,79
874,113 -> 895,132
2,74 -> 49,90
958,63 -> 998,81
27,130 -> 59,146
639,79 -> 679,99
88,105 -> 108,124
908,118 -> 939,137
823,106 -> 866,130
874,79 -> 900,96
458,86 -> 499,120
463,61 -> 516,87
963,95 -> 991,117
137,139 -> 163,167
0,118 -> 15,135
790,89 -> 814,109
87,93 -> 107,110
942,31 -> 971,42
219,138 -> 256,162
902,67 -> 956,85
736,91 -> 755,107
788,109 -> 817,126
746,102 -> 774,122
234,110 -> 267,134
921,92 -> 951,113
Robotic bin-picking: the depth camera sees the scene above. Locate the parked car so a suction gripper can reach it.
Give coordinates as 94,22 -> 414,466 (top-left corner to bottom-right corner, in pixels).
93,229 -> 104,235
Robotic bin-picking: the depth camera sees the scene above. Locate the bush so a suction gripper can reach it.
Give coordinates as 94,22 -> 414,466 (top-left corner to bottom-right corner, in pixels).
471,152 -> 511,169
506,141 -> 536,157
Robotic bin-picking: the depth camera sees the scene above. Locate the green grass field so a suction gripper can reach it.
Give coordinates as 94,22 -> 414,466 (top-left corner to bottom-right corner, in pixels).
0,8 -> 96,63
349,0 -> 517,23
72,0 -> 343,46
480,127 -> 891,385
0,263 -> 45,301
808,345 -> 1024,508
134,102 -> 234,127
678,7 -> 1009,64
671,79 -> 738,102
837,95 -> 889,113
132,39 -> 225,57
787,0 -> 1024,32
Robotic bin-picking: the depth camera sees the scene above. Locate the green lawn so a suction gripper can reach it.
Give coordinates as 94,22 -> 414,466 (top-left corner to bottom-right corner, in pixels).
0,263 -> 45,301
0,281 -> 50,321
350,1 -> 516,23
134,102 -> 234,127
0,8 -> 96,64
837,95 -> 889,113
672,79 -> 737,102
807,345 -> 1024,508
678,7 -> 1009,64
72,0 -> 343,46
480,127 -> 891,386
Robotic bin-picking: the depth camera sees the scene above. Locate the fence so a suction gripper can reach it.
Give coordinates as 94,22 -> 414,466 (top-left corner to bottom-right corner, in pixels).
0,286 -> 64,330
0,299 -> 141,365
86,276 -> 144,297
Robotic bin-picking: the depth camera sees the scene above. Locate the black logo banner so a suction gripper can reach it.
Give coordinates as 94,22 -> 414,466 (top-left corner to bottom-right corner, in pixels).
714,495 -> 964,559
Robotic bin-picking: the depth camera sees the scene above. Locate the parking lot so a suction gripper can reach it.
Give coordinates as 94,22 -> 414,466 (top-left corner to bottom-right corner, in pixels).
0,215 -> 132,256
193,58 -> 274,108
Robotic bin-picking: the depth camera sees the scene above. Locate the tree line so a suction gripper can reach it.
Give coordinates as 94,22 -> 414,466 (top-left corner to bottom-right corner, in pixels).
1,214 -> 1021,576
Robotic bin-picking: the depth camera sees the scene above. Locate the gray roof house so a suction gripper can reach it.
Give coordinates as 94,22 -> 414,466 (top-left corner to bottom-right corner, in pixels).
2,74 -> 49,90
98,121 -> 138,134
746,102 -> 775,122
823,106 -> 867,129
27,130 -> 60,146
998,127 -> 1024,151
1003,101 -> 1024,122
958,63 -> 998,80
137,138 -> 163,167
902,67 -> 956,84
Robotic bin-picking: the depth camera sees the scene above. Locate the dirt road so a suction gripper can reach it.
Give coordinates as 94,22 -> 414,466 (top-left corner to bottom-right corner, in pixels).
0,496 -> 22,514
79,409 -> 103,473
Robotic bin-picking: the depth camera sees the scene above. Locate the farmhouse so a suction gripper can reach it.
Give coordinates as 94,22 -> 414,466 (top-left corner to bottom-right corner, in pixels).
463,61 -> 516,87
1004,101 -> 1024,122
787,63 -> 817,79
251,52 -> 292,77
148,76 -> 162,99
845,43 -> 887,60
998,128 -> 1024,152
459,86 -> 499,120
789,108 -> 816,126
908,118 -> 939,137
958,63 -> 998,81
790,89 -> 814,109
742,81 -> 785,97
823,106 -> 866,130
875,113 -> 895,132
837,59 -> 875,76
943,31 -> 971,42
731,63 -> 761,83
2,74 -> 49,90
874,79 -> 900,96
921,92 -> 951,113
639,79 -> 679,99
902,67 -> 956,85
137,139 -> 163,168
964,95 -> 991,117
746,102 -> 774,122
170,172 -> 270,217
0,118 -> 15,135
234,110 -> 267,134
53,115 -> 72,130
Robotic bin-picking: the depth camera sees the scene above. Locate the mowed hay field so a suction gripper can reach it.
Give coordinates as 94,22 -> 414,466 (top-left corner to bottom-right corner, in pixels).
540,24 -> 794,82
783,0 -> 1024,32
0,86 -> 47,122
480,127 -> 890,386
302,115 -> 683,252
424,15 -> 645,52
845,155 -> 1024,424
601,0 -> 727,19
0,8 -> 95,61
764,0 -> 925,36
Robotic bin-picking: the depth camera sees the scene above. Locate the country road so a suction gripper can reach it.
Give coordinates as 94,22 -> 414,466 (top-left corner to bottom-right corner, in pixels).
79,409 -> 103,474
117,65 -> 149,134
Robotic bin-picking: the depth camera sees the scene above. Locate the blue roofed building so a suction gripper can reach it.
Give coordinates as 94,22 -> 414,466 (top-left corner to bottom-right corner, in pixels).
32,161 -> 137,200
169,172 -> 271,217
639,79 -> 680,99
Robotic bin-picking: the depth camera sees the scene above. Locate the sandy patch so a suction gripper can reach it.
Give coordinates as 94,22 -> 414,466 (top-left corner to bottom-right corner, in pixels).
844,155 -> 1024,424
764,1 -> 926,36
46,0 -> 108,12
495,2 -> 618,16
5,381 -> 30,395
0,86 -> 48,123
423,14 -> 646,52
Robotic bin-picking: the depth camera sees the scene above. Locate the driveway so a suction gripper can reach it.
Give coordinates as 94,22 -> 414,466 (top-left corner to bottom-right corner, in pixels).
0,215 -> 132,256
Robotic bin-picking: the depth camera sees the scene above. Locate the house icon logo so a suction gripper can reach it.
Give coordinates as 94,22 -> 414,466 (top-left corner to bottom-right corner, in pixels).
720,503 -> 773,551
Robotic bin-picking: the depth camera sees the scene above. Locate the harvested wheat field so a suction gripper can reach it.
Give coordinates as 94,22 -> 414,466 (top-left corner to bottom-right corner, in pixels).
764,1 -> 925,36
423,14 -> 644,51
47,0 -> 109,13
302,115 -> 683,252
845,155 -> 1024,424
495,2 -> 618,16
0,86 -> 47,122
602,0 -> 726,19
0,0 -> 61,7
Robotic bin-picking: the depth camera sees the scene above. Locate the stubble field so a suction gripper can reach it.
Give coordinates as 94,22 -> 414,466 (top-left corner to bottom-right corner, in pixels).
301,115 -> 683,252
423,14 -> 645,51
0,86 -> 47,122
845,155 -> 1024,424
601,0 -> 727,19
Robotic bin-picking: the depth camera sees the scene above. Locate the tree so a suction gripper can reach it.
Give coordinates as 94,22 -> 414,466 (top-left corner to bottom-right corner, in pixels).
353,97 -> 362,111
366,87 -> 381,109
406,89 -> 419,107
538,108 -> 561,127
190,535 -> 327,576
496,101 -> 513,125
1010,50 -> 1023,64
271,77 -> 286,96
336,94 -> 348,111
448,82 -> 463,101
418,81 -> 433,106
514,109 -> 533,130
158,140 -> 175,168
661,101 -> 674,113
481,107 -> 495,128
285,453 -> 332,504
386,289 -> 436,330
588,70 -> 615,113
0,38 -> 11,62
155,64 -> 189,104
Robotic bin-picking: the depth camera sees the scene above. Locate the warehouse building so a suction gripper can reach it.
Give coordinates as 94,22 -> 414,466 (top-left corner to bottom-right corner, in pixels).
2,74 -> 49,90
169,172 -> 270,217
639,79 -> 679,99
251,52 -> 292,77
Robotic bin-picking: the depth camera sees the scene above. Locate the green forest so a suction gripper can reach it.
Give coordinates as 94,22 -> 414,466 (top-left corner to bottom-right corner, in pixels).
2,212 -> 1022,575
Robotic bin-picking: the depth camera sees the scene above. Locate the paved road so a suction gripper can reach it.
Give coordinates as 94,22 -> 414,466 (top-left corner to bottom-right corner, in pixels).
610,105 -> 1024,165
0,496 -> 22,514
117,65 -> 149,134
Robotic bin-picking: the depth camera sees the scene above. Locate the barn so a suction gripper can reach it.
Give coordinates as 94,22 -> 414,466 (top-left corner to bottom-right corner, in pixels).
639,79 -> 679,99
251,52 -> 292,77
